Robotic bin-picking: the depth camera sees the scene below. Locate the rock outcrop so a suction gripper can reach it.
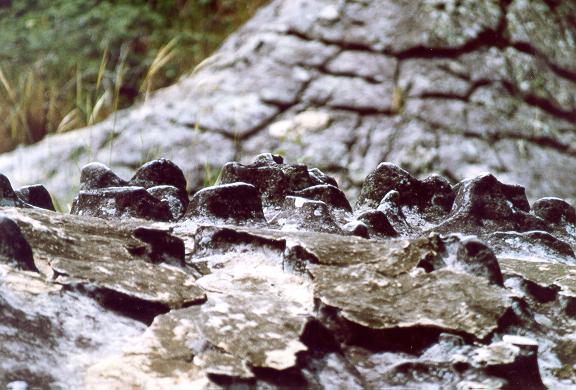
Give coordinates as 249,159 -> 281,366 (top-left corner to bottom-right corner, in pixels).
0,0 -> 573,208
1,156 -> 576,388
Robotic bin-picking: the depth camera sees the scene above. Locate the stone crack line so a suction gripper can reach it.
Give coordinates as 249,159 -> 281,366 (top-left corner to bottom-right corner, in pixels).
418,115 -> 576,158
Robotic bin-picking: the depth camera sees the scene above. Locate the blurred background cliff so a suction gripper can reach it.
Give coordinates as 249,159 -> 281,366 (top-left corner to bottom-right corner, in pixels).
0,0 -> 266,152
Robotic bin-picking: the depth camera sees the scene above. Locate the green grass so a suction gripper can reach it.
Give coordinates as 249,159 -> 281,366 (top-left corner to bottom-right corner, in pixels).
0,0 -> 268,153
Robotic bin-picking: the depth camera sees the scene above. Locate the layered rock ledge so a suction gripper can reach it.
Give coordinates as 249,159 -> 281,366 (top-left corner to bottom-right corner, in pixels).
1,155 -> 575,388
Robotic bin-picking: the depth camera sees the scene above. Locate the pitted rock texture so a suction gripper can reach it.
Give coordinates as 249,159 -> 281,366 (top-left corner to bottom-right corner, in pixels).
0,0 -> 574,208
2,158 -> 576,388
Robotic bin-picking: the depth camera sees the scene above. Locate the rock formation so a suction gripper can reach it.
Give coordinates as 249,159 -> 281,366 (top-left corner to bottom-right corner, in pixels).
1,155 -> 576,388
0,0 -> 573,207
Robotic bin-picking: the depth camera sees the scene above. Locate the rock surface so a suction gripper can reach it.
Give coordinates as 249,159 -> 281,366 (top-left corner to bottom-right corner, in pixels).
1,157 -> 575,388
0,0 -> 573,208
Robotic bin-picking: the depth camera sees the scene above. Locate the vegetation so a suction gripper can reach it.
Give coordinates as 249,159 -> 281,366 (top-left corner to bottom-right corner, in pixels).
0,0 -> 268,152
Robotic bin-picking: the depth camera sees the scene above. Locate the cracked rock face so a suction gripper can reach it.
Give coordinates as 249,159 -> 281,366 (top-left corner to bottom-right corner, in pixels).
1,156 -> 576,388
0,0 -> 573,208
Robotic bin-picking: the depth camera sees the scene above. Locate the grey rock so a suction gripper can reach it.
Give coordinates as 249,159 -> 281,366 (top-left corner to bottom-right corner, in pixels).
342,220 -> 370,239
129,158 -> 187,192
310,264 -> 511,340
269,196 -> 342,233
0,0 -> 573,209
435,174 -> 546,235
357,163 -> 455,221
132,227 -> 186,268
185,182 -> 265,223
0,265 -> 145,389
0,174 -> 26,208
485,231 -> 576,265
454,237 -> 504,286
2,207 -> 204,320
70,186 -> 173,221
472,338 -> 544,389
79,162 -> 128,191
0,0 -> 575,385
500,258 -> 576,299
146,185 -> 189,220
2,158 -> 576,387
15,184 -> 55,211
355,210 -> 397,238
533,197 -> 576,226
0,215 -> 36,272
294,184 -> 351,211
220,154 -> 336,205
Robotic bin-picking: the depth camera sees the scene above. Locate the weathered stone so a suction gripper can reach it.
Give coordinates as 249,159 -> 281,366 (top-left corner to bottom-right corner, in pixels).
500,259 -> 576,298
185,182 -> 265,223
421,174 -> 456,214
147,185 -> 189,220
132,227 -> 186,268
15,184 -> 55,211
294,184 -> 352,212
472,338 -> 544,389
2,158 -> 576,388
71,187 -> 172,221
52,256 -> 204,321
485,231 -> 576,265
0,216 -> 37,272
0,264 -> 145,389
454,237 -> 504,286
376,190 -> 414,236
0,174 -> 26,208
192,252 -> 313,373
220,154 -> 336,205
284,231 -> 410,267
311,265 -> 511,340
357,163 -> 421,210
79,162 -> 127,191
129,158 -> 187,192
342,220 -> 370,239
435,174 -> 547,235
533,197 -> 576,226
85,304 -> 208,388
357,163 -> 455,225
0,0 -> 574,210
1,207 -> 205,318
355,210 -> 397,238
0,0 -> 573,386
270,196 -> 341,233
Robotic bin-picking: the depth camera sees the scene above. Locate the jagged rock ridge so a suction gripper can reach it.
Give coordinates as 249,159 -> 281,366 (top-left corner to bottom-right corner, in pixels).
0,155 -> 575,388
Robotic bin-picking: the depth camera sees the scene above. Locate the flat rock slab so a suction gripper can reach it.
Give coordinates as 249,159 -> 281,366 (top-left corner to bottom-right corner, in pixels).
216,225 -> 414,266
194,253 -> 312,373
86,307 -> 209,389
500,258 -> 576,297
89,252 -> 314,385
310,265 -> 511,340
0,264 -> 145,388
0,207 -> 205,309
